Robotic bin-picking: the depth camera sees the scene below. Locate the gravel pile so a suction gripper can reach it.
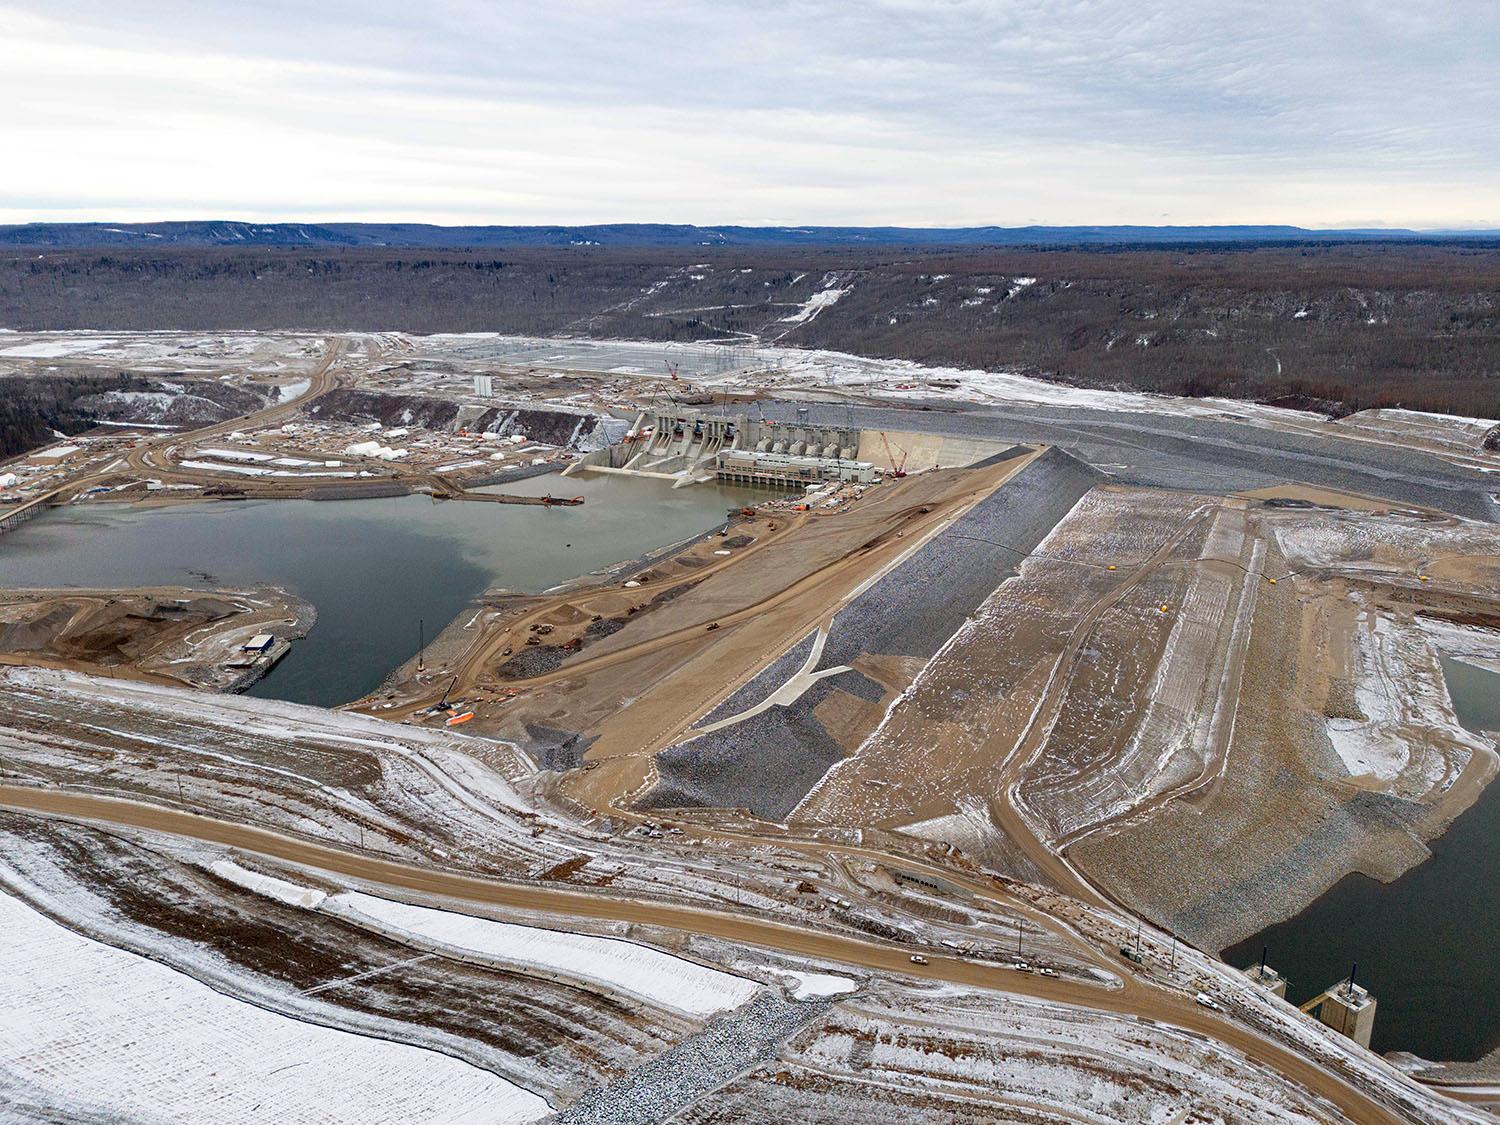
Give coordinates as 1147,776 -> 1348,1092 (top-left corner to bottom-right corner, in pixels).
552,993 -> 826,1125
497,645 -> 570,679
641,677 -> 849,820
459,461 -> 559,488
520,723 -> 597,771
649,583 -> 693,606
585,617 -> 628,640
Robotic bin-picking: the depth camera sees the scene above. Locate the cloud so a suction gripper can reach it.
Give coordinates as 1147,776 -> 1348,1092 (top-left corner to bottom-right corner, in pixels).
0,1 -> 1496,226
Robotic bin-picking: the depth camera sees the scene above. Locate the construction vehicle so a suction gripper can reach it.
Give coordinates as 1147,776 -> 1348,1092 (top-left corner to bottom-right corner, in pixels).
879,432 -> 909,477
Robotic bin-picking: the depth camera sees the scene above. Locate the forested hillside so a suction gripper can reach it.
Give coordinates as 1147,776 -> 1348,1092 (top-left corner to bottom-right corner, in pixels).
3,242 -> 1497,418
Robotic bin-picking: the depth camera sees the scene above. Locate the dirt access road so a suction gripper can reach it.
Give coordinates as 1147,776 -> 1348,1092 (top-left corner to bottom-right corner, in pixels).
0,784 -> 1436,1125
5,337 -> 356,517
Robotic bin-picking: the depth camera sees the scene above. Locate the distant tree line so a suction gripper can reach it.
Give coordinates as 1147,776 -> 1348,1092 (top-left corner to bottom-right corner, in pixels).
2,244 -> 1497,419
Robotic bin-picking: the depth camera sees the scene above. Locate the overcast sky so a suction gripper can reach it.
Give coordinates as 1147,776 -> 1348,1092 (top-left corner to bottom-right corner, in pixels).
2,1 -> 1496,228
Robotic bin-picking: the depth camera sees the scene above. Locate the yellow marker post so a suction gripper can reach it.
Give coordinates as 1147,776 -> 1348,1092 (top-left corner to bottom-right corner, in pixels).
1107,565 -> 1117,571
1159,604 -> 1168,613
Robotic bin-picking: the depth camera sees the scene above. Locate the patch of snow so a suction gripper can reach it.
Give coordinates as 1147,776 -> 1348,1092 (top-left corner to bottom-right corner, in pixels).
197,448 -> 273,462
178,459 -> 272,477
276,378 -> 311,404
0,889 -> 547,1123
778,970 -> 858,1000
324,892 -> 760,1018
209,859 -> 327,909
0,337 -> 117,358
780,287 -> 849,325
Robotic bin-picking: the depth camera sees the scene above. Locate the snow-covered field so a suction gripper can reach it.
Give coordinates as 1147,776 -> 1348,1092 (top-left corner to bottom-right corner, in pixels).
0,337 -> 117,358
0,889 -> 550,1124
208,857 -> 761,1018
326,892 -> 762,1018
0,330 -> 325,373
1325,606 -> 1487,792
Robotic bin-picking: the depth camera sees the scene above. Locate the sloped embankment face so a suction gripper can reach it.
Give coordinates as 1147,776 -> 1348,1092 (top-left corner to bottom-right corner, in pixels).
640,448 -> 1103,821
74,380 -> 272,428
307,389 -> 611,448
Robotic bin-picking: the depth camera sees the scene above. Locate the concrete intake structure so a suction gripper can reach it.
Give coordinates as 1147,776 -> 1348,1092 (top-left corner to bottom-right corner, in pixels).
564,409 -> 1013,487
1242,963 -> 1288,999
1301,975 -> 1377,1049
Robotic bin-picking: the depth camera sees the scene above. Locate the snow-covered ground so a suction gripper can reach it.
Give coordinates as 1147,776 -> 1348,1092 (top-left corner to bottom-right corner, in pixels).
1420,617 -> 1500,676
325,891 -> 761,1018
776,970 -> 858,1001
178,458 -> 361,479
778,285 -> 849,326
0,889 -> 550,1124
210,857 -> 758,1018
277,377 -> 312,403
0,330 -> 324,369
1326,606 -> 1489,791
0,338 -> 117,358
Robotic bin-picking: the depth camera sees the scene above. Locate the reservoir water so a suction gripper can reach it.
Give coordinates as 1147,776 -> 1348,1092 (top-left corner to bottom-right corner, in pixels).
0,473 -> 754,708
1225,654 -> 1500,1061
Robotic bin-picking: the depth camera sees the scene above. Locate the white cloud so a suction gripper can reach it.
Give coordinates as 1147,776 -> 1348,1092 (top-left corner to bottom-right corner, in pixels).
0,1 -> 1496,226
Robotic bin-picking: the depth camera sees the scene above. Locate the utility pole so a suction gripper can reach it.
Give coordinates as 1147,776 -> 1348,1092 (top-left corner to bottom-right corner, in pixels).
1342,963 -> 1358,1037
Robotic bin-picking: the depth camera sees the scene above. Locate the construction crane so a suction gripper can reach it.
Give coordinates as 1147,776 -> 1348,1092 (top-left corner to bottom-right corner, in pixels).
879,432 -> 908,477
664,360 -> 682,381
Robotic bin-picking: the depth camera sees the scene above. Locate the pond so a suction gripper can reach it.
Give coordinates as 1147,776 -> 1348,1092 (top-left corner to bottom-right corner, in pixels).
0,473 -> 755,708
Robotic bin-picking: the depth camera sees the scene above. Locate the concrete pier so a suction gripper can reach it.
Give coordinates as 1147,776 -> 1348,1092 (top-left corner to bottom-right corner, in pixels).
1241,962 -> 1288,998
1302,979 -> 1377,1048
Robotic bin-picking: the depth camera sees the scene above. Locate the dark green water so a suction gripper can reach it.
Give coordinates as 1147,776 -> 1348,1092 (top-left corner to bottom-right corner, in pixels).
0,474 -> 751,708
1225,654 -> 1500,1061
